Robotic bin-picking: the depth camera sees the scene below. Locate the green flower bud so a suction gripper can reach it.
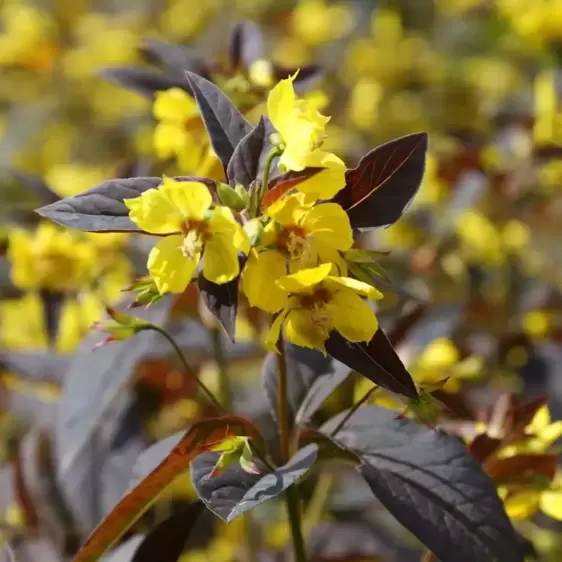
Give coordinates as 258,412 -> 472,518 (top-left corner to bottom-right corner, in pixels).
244,218 -> 265,246
217,182 -> 247,211
234,182 -> 251,207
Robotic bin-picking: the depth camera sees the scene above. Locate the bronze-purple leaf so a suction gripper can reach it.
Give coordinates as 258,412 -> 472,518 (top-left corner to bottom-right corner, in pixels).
324,328 -> 418,399
333,132 -> 428,229
229,21 -> 264,70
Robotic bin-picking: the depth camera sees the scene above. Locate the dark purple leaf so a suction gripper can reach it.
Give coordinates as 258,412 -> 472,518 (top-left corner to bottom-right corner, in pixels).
274,64 -> 324,94
226,117 -> 266,187
322,406 -> 523,562
98,66 -> 187,99
262,343 -> 350,424
39,290 -> 64,347
35,176 -> 215,233
191,444 -> 318,522
140,39 -> 204,80
333,133 -> 428,229
131,502 -> 204,562
229,21 -> 264,70
197,256 -> 245,341
325,329 -> 418,399
185,72 -> 252,170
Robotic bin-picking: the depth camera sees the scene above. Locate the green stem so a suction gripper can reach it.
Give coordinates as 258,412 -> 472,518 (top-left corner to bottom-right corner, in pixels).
149,325 -> 225,414
276,335 -> 307,562
254,148 -> 281,215
330,385 -> 379,437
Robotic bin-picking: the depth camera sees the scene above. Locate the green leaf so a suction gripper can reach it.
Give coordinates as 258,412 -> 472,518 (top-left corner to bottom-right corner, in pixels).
35,176 -> 215,233
191,444 -> 318,522
185,71 -> 252,170
322,406 -> 523,562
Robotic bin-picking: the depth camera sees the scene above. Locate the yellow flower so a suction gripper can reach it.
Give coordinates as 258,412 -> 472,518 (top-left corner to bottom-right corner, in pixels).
265,263 -> 382,353
8,222 -> 96,293
125,178 -> 249,293
242,193 -> 352,312
267,75 -> 346,199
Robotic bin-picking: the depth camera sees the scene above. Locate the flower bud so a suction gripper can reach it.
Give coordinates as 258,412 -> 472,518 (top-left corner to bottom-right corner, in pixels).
93,307 -> 152,350
234,182 -> 251,207
243,218 -> 265,246
269,132 -> 285,150
217,182 -> 247,211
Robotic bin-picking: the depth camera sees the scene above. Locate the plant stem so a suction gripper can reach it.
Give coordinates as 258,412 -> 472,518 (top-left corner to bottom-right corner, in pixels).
276,335 -> 307,562
303,472 -> 335,535
330,385 -> 379,437
254,148 -> 281,214
149,325 -> 225,414
210,327 -> 234,411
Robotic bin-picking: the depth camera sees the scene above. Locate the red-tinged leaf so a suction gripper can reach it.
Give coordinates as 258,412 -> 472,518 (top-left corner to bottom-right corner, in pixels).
73,416 -> 263,562
469,433 -> 502,464
485,454 -> 558,485
511,395 -> 547,431
261,168 -> 323,210
333,132 -> 428,229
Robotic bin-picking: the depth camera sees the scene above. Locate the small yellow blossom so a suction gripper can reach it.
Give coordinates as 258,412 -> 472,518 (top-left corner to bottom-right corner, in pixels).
242,194 -> 352,312
265,263 -> 382,353
125,178 -> 249,293
8,222 -> 96,293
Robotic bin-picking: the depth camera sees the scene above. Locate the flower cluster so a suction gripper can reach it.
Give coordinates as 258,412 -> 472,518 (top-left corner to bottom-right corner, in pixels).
124,75 -> 381,355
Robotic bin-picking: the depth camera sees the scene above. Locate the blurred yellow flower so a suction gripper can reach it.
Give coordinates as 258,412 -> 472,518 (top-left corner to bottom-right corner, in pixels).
291,0 -> 353,46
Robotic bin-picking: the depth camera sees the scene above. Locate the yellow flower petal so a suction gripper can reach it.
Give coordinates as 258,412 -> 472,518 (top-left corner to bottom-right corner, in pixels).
153,88 -> 199,123
265,308 -> 290,353
267,193 -> 311,226
267,75 -> 296,137
296,150 -> 346,199
153,122 -> 193,160
301,202 -> 353,250
242,249 -> 288,313
276,263 -> 332,293
202,234 -> 240,284
324,275 -> 383,299
541,490 -> 562,520
284,307 -> 327,352
147,234 -> 197,294
503,490 -> 541,520
159,178 -> 213,221
208,206 -> 249,254
327,290 -> 378,343
125,188 -> 183,234
527,405 -> 550,434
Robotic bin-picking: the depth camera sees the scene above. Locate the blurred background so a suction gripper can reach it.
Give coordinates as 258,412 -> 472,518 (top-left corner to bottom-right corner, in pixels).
0,0 -> 561,561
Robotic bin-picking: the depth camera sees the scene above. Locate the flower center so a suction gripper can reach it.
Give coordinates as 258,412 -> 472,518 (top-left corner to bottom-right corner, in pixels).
276,226 -> 312,261
180,220 -> 210,259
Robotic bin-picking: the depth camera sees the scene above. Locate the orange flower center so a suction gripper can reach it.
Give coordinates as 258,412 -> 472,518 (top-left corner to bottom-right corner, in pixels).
180,220 -> 210,259
276,226 -> 312,261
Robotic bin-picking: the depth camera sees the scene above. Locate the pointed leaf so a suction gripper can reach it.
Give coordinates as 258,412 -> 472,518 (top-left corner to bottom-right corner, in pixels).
140,39 -> 204,79
226,117 -> 266,187
197,256 -> 245,341
191,444 -> 318,522
261,168 -> 323,210
185,72 -> 252,170
322,406 -> 523,562
73,416 -> 262,562
262,343 -> 350,424
98,67 -> 185,99
39,290 -> 64,347
131,502 -> 204,562
229,21 -> 264,69
36,176 -> 215,233
333,132 -> 428,229
325,329 -> 418,399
